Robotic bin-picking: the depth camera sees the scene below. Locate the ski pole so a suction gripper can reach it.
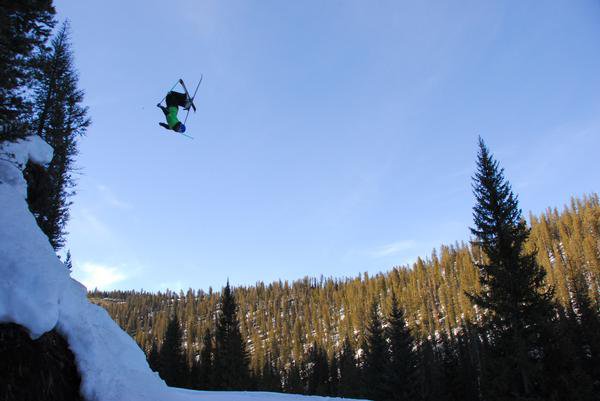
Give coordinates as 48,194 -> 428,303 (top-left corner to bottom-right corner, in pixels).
157,80 -> 180,105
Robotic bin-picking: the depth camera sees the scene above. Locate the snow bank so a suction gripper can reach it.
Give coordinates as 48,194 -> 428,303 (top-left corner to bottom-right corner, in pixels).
0,135 -> 169,400
0,135 -> 53,197
0,135 -> 66,338
0,135 -> 366,401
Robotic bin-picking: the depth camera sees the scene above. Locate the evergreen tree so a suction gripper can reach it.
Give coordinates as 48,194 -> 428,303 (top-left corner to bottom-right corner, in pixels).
305,342 -> 329,396
328,350 -> 339,397
570,270 -> 600,383
25,21 -> 90,250
63,249 -> 72,271
196,327 -> 213,389
259,354 -> 282,392
338,337 -> 360,398
157,315 -> 188,387
362,301 -> 388,401
419,338 -> 445,401
0,0 -> 55,141
147,340 -> 160,373
455,326 -> 481,401
469,137 -> 555,399
213,281 -> 251,390
384,294 -> 418,401
284,362 -> 303,394
189,359 -> 201,390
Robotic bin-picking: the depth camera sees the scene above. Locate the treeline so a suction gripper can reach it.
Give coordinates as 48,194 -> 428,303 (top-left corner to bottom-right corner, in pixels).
91,142 -> 600,400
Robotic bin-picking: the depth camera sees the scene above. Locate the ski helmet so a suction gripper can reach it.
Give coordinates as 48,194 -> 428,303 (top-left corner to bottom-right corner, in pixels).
177,123 -> 186,133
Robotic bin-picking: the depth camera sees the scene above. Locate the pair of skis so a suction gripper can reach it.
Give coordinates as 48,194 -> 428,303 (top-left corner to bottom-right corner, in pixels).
158,76 -> 203,139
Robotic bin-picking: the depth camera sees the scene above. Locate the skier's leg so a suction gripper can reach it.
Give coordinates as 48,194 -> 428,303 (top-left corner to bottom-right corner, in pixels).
158,105 -> 169,117
166,91 -> 188,108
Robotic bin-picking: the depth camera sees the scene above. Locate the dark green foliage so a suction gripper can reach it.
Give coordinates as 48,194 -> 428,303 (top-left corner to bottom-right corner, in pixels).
157,315 -> 188,387
469,138 -> 556,400
283,363 -> 303,393
362,301 -> 388,401
194,327 -> 213,389
0,323 -> 82,401
147,340 -> 160,373
259,354 -> 282,392
305,342 -> 330,396
0,0 -> 55,141
328,350 -> 339,397
63,249 -> 72,271
212,281 -> 251,390
569,270 -> 600,384
25,21 -> 89,250
419,339 -> 445,401
385,295 -> 418,401
338,337 -> 360,398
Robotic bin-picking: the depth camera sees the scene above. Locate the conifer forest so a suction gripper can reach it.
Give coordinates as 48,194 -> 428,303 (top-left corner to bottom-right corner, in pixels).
91,146 -> 600,400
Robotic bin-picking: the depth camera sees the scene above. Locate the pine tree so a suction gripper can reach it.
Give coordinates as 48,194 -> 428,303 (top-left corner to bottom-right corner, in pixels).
63,249 -> 72,271
259,353 -> 282,392
385,294 -> 418,401
157,315 -> 188,387
0,0 -> 55,141
305,342 -> 329,395
284,362 -> 303,394
213,281 -> 251,390
469,137 -> 555,399
362,301 -> 388,401
25,21 -> 90,250
328,350 -> 339,397
147,340 -> 160,373
567,270 -> 600,390
196,327 -> 213,389
338,337 -> 360,398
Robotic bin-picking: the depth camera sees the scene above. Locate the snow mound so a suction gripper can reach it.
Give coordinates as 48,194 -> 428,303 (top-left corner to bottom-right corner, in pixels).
0,135 -> 168,400
0,134 -> 53,197
0,135 -> 366,401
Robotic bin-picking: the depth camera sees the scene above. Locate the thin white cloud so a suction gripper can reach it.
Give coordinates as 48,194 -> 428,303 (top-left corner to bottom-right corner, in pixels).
77,261 -> 127,290
97,184 -> 132,209
78,208 -> 112,237
369,240 -> 418,258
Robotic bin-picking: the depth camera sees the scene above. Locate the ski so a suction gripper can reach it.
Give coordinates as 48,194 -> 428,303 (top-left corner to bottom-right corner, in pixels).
178,79 -> 197,112
188,75 -> 203,112
181,76 -> 203,125
178,132 -> 194,140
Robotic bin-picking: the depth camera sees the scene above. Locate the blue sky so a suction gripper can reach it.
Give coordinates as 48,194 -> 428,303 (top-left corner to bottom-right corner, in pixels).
54,0 -> 600,292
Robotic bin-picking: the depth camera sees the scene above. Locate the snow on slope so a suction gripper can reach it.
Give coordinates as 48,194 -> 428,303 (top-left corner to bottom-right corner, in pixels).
0,135 -> 365,401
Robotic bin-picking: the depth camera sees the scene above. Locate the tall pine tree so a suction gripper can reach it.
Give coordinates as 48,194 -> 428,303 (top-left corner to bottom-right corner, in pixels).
195,327 -> 213,389
212,281 -> 251,390
157,315 -> 188,388
338,337 -> 360,398
25,20 -> 89,250
384,294 -> 418,401
0,0 -> 55,141
469,137 -> 555,399
362,301 -> 388,401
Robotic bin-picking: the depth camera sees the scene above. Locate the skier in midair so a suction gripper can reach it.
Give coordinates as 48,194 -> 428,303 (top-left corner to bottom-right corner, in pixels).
157,91 -> 191,133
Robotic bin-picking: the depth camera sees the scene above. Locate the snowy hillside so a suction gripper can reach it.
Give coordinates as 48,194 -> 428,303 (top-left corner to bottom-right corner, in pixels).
0,135 -> 363,401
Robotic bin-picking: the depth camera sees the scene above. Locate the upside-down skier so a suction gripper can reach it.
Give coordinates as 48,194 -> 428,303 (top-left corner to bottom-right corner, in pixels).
157,91 -> 191,133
